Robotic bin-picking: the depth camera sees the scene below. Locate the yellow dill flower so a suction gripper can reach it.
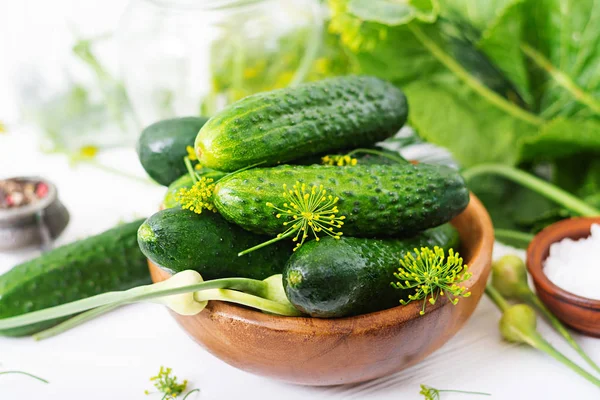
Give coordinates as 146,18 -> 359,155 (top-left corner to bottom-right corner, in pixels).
146,366 -> 188,399
194,163 -> 203,171
175,177 -> 216,214
321,154 -> 358,166
267,182 -> 345,251
79,145 -> 98,159
186,145 -> 197,161
392,247 -> 472,315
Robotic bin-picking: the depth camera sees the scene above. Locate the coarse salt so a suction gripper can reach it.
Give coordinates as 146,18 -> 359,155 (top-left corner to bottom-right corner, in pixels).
544,223 -> 600,300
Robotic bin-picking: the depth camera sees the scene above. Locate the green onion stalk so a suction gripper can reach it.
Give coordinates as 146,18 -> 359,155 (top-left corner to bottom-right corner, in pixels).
0,271 -> 302,340
491,255 -> 600,375
485,286 -> 600,388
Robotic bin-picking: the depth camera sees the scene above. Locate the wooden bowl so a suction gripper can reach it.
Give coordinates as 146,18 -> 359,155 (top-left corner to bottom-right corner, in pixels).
527,217 -> 600,337
149,194 -> 494,385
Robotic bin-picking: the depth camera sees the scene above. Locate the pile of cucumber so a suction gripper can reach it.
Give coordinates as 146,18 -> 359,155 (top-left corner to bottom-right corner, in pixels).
0,76 -> 469,338
138,76 -> 470,318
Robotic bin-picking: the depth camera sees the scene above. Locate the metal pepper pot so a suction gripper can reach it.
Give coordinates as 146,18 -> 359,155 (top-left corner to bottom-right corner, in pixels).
0,177 -> 69,251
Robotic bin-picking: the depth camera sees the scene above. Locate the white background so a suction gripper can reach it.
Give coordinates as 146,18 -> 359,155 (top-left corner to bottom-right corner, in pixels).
1,1 -> 600,399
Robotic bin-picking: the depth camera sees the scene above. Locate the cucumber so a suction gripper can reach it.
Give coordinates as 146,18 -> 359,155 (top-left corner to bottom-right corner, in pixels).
137,116 -> 208,186
0,219 -> 150,336
138,208 -> 293,279
283,224 -> 460,318
213,163 -> 469,237
195,76 -> 408,171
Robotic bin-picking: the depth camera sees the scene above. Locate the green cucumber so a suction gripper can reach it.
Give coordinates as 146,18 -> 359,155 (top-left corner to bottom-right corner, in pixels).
163,168 -> 227,209
213,163 -> 469,237
0,219 -> 150,336
137,208 -> 293,279
283,224 -> 460,318
137,116 -> 208,186
195,76 -> 408,171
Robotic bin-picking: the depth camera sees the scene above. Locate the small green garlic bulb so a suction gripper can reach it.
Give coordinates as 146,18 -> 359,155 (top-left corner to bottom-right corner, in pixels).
492,255 -> 529,298
500,304 -> 537,344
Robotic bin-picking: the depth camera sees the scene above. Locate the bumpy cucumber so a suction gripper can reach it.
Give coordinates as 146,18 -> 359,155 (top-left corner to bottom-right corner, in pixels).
283,224 -> 460,317
195,76 -> 408,171
138,208 -> 293,279
213,163 -> 469,237
137,116 -> 208,186
0,219 -> 150,336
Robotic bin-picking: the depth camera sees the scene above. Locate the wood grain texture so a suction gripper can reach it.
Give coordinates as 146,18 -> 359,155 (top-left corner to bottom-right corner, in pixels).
149,193 -> 494,385
527,217 -> 600,337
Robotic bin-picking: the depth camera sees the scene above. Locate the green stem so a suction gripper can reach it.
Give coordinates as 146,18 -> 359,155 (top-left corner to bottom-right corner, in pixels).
238,230 -> 295,256
346,148 -> 408,164
0,371 -> 48,384
523,292 -> 600,375
485,285 -> 510,312
532,332 -> 600,387
521,43 -> 600,115
34,304 -> 121,341
289,12 -> 323,86
438,389 -> 490,396
183,389 -> 201,400
195,289 -> 302,316
78,159 -> 155,186
184,156 -> 198,184
463,164 -> 600,216
0,277 -> 277,331
407,24 -> 544,127
494,229 -> 534,249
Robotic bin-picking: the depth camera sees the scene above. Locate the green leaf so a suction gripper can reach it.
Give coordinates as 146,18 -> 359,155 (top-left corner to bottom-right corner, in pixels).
523,0 -> 600,118
404,79 -> 536,167
347,0 -> 438,25
439,0 -> 532,105
520,118 -> 600,160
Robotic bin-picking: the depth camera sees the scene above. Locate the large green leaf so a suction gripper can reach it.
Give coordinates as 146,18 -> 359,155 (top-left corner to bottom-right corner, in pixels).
439,0 -> 532,105
523,0 -> 600,118
404,79 -> 536,167
520,118 -> 600,160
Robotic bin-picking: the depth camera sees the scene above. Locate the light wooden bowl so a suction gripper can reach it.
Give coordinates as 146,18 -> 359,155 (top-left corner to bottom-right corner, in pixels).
149,194 -> 493,386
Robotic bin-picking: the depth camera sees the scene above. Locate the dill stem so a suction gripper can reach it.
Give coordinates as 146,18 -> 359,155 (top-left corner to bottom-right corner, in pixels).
462,164 -> 600,216
0,371 -> 49,384
438,389 -> 490,396
238,230 -> 295,256
346,148 -> 408,164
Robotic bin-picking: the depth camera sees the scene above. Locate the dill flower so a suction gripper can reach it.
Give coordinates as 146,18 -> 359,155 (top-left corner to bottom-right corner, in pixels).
146,366 -> 187,399
175,177 -> 216,214
322,155 -> 358,166
267,182 -> 345,251
392,247 -> 472,315
186,145 -> 197,161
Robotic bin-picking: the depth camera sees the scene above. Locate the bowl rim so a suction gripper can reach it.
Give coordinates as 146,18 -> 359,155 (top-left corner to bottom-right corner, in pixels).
0,176 -> 58,220
526,217 -> 600,310
150,193 -> 494,331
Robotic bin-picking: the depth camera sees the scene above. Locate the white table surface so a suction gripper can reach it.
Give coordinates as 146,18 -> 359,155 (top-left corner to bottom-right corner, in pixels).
1,130 -> 599,400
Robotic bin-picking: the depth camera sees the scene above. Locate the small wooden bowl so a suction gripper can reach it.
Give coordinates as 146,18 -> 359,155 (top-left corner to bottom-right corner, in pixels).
527,217 -> 600,337
149,194 -> 494,385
